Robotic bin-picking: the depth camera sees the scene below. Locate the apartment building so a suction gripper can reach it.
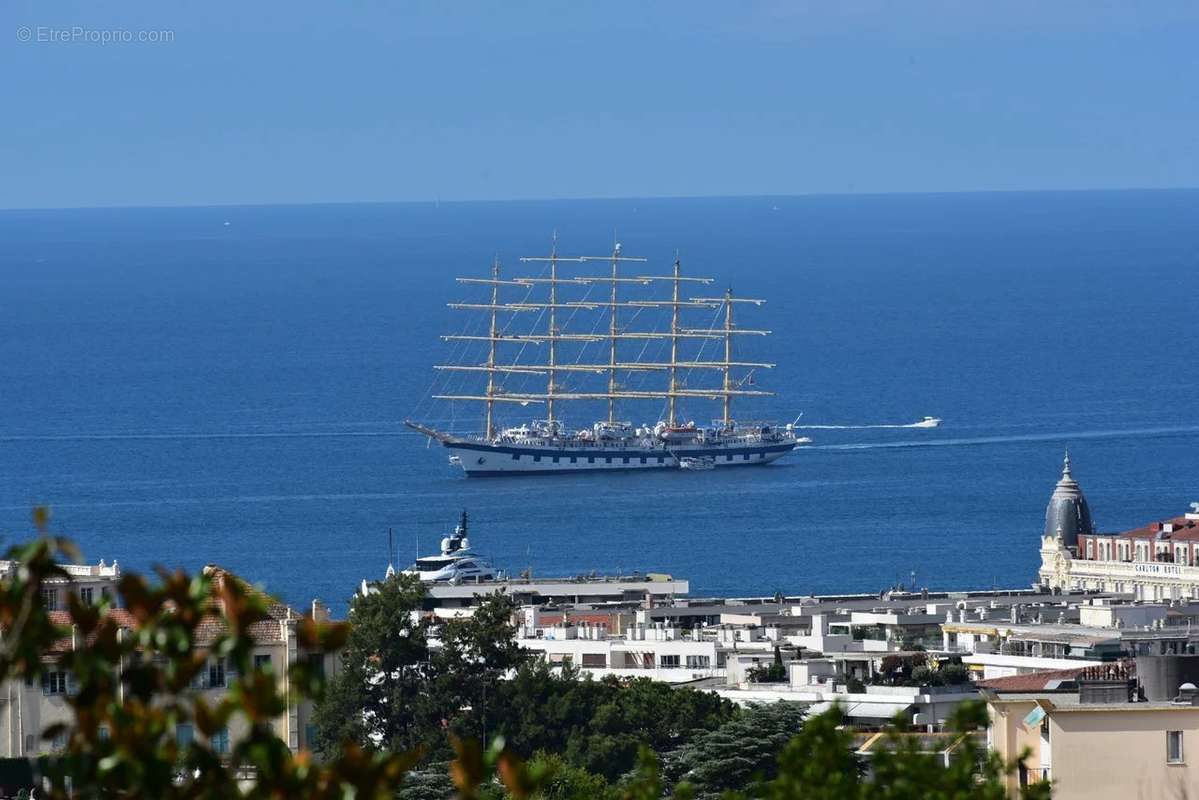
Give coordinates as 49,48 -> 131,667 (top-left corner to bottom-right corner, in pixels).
984,657 -> 1199,799
0,562 -> 335,758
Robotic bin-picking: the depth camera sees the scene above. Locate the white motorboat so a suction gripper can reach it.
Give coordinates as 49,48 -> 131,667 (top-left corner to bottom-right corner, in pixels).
911,416 -> 942,429
401,512 -> 497,583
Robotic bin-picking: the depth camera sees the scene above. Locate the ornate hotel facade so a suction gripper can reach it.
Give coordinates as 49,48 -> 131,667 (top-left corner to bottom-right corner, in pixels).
1038,454 -> 1199,601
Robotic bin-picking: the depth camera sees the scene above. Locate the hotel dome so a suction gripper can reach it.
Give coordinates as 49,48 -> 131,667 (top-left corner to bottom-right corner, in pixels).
1044,451 -> 1094,548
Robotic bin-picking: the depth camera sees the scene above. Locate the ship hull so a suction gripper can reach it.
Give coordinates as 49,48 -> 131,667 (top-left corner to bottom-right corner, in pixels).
443,439 -> 799,476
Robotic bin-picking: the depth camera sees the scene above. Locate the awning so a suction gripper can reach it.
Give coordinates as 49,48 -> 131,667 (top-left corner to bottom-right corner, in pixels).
807,701 -> 913,720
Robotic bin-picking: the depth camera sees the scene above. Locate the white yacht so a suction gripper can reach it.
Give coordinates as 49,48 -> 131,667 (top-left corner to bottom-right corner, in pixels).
401,512 -> 497,583
911,416 -> 942,428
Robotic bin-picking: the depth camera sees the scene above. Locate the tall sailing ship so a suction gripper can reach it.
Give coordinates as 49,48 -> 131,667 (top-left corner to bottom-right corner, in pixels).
405,239 -> 809,476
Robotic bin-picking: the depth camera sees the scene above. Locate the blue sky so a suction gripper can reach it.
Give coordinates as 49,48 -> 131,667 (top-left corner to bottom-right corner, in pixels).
3,1 -> 1197,208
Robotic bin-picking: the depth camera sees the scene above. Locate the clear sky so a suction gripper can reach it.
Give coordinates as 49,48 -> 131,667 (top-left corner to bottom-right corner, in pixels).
3,1 -> 1197,209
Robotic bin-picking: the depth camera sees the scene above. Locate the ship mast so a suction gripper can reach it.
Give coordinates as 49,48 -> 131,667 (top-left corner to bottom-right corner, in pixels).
424,244 -> 778,438
484,258 -> 500,440
668,256 -> 681,426
607,244 -> 619,424
722,288 -> 733,428
547,236 -> 558,427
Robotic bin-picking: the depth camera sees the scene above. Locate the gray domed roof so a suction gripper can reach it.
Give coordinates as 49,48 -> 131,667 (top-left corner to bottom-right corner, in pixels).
1044,451 -> 1094,547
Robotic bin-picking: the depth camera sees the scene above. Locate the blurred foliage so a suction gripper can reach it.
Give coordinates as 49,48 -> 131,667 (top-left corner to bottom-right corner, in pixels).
761,702 -> 1052,800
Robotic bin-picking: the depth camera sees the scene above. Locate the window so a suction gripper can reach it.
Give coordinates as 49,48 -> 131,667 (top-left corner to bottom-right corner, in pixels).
41,588 -> 59,610
659,655 -> 680,668
254,654 -> 272,671
211,727 -> 230,755
208,657 -> 227,689
1168,730 -> 1184,764
581,653 -> 606,668
98,725 -> 110,742
51,730 -> 68,752
176,723 -> 194,748
80,586 -> 94,604
307,653 -> 325,680
686,655 -> 711,669
42,670 -> 69,695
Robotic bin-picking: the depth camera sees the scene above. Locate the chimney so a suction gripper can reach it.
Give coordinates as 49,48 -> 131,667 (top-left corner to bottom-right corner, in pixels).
311,599 -> 329,623
1078,661 -> 1137,704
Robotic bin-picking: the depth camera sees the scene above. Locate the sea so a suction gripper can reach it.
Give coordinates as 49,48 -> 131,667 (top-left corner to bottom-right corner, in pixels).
2,190 -> 1198,615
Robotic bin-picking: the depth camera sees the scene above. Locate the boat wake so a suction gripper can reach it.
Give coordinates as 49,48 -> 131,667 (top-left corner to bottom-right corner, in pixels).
808,423 -> 1199,452
796,416 -> 941,430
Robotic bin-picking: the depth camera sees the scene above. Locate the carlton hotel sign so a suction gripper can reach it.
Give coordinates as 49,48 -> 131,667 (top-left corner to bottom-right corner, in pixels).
1133,563 -> 1187,577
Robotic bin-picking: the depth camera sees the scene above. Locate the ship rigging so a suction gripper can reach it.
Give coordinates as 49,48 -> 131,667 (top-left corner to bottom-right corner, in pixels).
405,238 -> 808,476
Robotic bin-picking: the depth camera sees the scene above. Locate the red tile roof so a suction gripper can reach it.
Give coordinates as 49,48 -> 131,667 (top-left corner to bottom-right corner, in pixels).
44,608 -> 139,655
1100,515 -> 1199,542
198,565 -> 299,645
976,667 -> 1089,693
33,567 -> 301,655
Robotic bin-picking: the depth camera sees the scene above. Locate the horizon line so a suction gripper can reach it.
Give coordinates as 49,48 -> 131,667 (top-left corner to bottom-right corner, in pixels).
2,184 -> 1198,214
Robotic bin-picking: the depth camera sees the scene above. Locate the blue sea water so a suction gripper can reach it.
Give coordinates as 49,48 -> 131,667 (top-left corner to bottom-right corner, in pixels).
2,191 -> 1198,615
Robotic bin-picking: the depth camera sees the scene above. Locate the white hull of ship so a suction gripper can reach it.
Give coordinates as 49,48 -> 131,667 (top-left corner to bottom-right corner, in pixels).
442,440 -> 800,476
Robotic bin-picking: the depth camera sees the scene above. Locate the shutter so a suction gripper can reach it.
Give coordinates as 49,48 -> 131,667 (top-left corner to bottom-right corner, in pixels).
67,671 -> 78,696
41,671 -> 51,695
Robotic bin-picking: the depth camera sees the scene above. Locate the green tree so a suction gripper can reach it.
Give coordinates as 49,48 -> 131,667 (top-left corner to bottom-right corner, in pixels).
764,706 -> 861,800
664,702 -> 806,798
312,571 -> 430,755
747,646 -> 788,683
492,661 -> 738,782
521,752 -> 614,800
426,592 -> 527,745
